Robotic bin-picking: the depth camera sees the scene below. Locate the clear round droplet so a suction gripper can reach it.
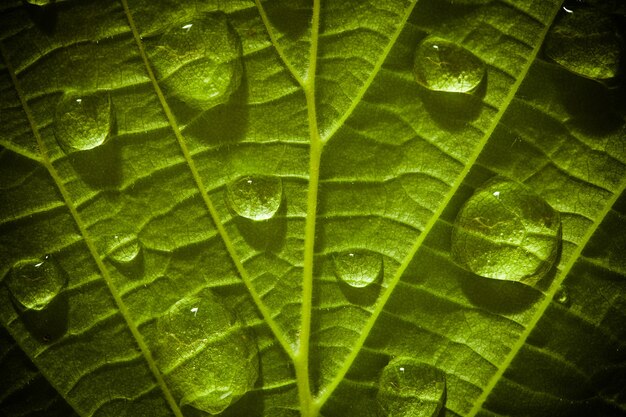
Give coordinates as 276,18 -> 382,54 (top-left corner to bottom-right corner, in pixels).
451,178 -> 561,285
413,36 -> 485,93
150,12 -> 242,109
54,91 -> 112,153
377,357 -> 446,417
5,256 -> 66,311
555,286 -> 570,306
545,8 -> 621,80
333,250 -> 383,288
226,175 -> 283,221
155,292 -> 258,415
108,234 -> 141,264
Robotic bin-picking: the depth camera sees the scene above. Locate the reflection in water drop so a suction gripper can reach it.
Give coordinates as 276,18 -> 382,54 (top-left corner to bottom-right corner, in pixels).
155,293 -> 258,415
6,256 -> 66,311
378,357 -> 446,417
54,91 -> 112,153
333,250 -> 383,288
226,175 -> 283,221
451,178 -> 561,285
544,8 -> 621,80
108,234 -> 141,264
413,36 -> 485,93
150,13 -> 242,109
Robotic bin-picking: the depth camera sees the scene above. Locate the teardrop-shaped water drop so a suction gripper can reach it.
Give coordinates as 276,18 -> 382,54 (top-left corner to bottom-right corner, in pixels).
5,256 -> 66,311
150,13 -> 242,109
226,175 -> 283,221
413,36 -> 485,93
155,292 -> 258,415
333,250 -> 383,288
451,178 -> 561,285
545,8 -> 621,80
54,91 -> 112,153
108,234 -> 141,264
377,358 -> 446,417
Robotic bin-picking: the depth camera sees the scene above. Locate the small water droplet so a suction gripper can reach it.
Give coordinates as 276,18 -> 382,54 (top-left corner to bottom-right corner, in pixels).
377,358 -> 446,417
452,178 -> 561,285
555,286 -> 570,306
155,292 -> 258,415
413,36 -> 485,93
545,8 -> 621,80
24,0 -> 52,5
226,175 -> 283,221
5,256 -> 66,310
54,91 -> 112,153
150,12 -> 242,109
333,250 -> 383,288
108,233 -> 141,264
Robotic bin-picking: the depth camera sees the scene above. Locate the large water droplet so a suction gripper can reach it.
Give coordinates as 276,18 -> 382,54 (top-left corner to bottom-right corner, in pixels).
54,91 -> 112,153
333,250 -> 383,288
108,234 -> 141,264
413,36 -> 485,93
155,292 -> 258,415
377,358 -> 446,417
451,178 -> 561,285
5,256 -> 66,311
545,8 -> 621,80
226,175 -> 283,221
151,13 -> 242,109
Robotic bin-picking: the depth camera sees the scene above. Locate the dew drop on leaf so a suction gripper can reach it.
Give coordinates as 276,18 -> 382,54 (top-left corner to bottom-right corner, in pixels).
413,36 -> 485,93
155,292 -> 258,415
108,234 -> 141,264
151,12 -> 242,109
333,250 -> 383,288
5,256 -> 66,311
555,286 -> 570,306
544,8 -> 621,80
226,175 -> 283,221
54,91 -> 112,153
451,178 -> 561,285
377,357 -> 446,417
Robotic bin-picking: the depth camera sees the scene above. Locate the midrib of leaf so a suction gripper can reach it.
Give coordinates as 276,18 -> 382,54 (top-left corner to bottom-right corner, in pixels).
0,41 -> 184,417
467,178 -> 626,416
313,3 -> 563,411
119,0 -> 295,363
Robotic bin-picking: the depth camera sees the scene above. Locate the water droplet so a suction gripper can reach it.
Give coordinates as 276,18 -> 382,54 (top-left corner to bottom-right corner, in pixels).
451,178 -> 561,285
377,358 -> 446,417
555,286 -> 570,306
333,250 -> 383,288
24,0 -> 52,5
226,175 -> 283,221
54,91 -> 112,153
155,292 -> 258,415
5,256 -> 66,311
413,36 -> 485,93
108,234 -> 141,264
545,9 -> 621,80
150,12 -> 242,109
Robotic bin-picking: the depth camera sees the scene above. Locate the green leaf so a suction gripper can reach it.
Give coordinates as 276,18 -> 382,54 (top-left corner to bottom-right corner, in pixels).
0,1 -> 624,417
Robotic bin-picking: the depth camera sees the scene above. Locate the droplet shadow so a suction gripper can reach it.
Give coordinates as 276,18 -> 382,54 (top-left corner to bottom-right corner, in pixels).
22,0 -> 57,35
264,0 -> 311,39
12,290 -> 69,344
231,201 -> 288,253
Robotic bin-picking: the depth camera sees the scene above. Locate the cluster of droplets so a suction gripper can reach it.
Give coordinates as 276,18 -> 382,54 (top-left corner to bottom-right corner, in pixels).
451,178 -> 562,285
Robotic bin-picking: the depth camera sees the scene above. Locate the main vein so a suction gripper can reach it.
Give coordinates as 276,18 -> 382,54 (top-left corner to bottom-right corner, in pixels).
118,1 -> 294,358
0,41 -> 184,417
296,0 -> 322,415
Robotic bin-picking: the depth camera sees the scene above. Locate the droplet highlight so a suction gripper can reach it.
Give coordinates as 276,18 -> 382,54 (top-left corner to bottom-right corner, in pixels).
413,36 -> 485,93
555,286 -> 570,306
54,91 -> 112,153
108,234 -> 141,264
155,292 -> 258,415
333,250 -> 383,288
451,178 -> 561,285
545,9 -> 621,80
377,358 -> 446,417
226,175 -> 283,221
150,13 -> 242,109
5,256 -> 66,311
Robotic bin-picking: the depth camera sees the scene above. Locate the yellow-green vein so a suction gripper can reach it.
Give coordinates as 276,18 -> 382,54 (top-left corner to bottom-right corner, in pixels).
119,0 -> 295,358
0,40 -> 184,417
